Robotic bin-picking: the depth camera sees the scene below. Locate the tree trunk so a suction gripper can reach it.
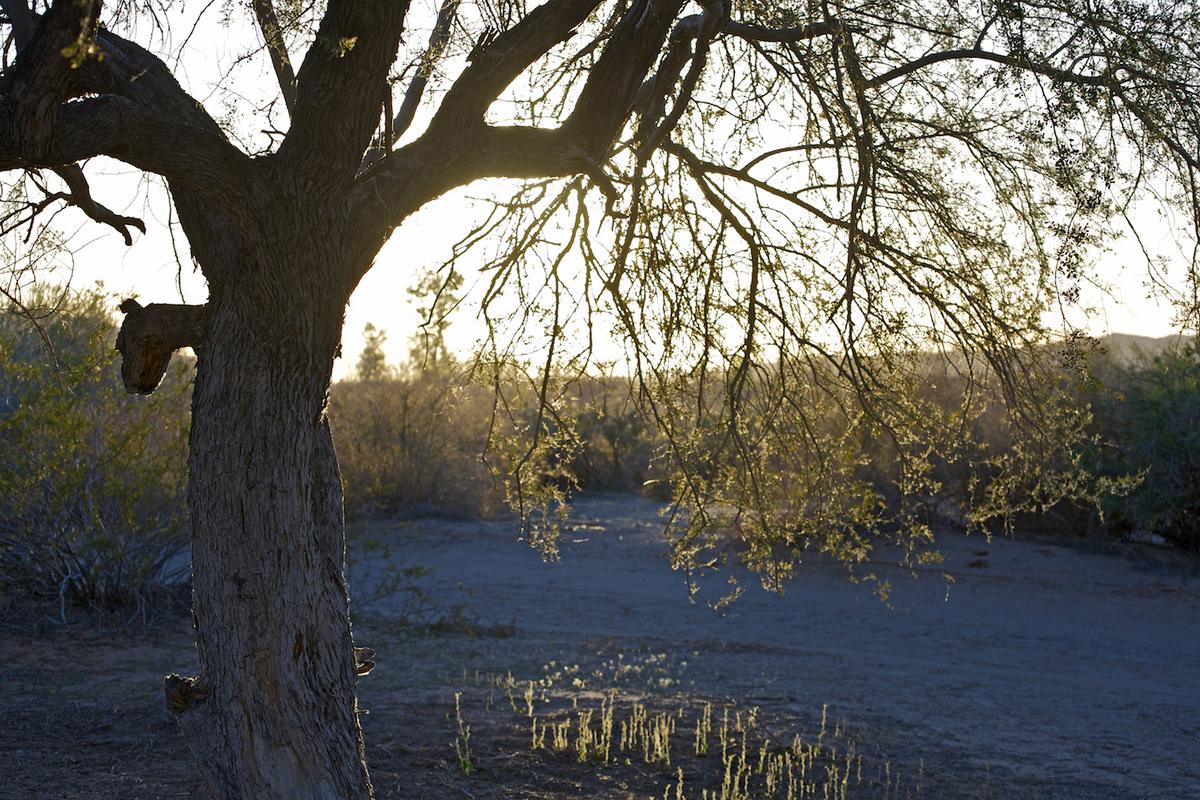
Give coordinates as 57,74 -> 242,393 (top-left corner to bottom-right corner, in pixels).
166,197 -> 373,798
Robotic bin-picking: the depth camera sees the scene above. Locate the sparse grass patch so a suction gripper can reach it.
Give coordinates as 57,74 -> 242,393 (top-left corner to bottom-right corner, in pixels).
443,660 -> 921,800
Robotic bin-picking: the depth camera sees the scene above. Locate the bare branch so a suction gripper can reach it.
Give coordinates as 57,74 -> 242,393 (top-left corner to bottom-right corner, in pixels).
721,18 -> 843,43
51,164 -> 145,244
867,47 -> 1113,90
392,0 -> 459,141
351,0 -> 689,245
428,0 -> 603,126
631,13 -> 845,140
360,0 -> 459,172
252,0 -> 297,115
866,46 -> 1200,175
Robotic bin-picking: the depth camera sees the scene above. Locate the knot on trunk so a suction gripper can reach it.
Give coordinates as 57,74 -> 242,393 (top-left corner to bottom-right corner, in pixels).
115,299 -> 207,394
164,673 -> 208,715
353,646 -> 376,676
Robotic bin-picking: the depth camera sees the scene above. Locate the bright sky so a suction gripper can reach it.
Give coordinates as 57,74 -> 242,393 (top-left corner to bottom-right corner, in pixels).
22,3 -> 1197,380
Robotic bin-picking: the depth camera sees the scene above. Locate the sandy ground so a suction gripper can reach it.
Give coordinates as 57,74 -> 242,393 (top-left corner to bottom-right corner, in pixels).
2,491 -> 1197,798
352,493 -> 1200,799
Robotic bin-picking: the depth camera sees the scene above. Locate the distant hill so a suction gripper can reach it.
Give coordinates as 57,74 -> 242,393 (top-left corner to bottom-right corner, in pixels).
1095,333 -> 1196,363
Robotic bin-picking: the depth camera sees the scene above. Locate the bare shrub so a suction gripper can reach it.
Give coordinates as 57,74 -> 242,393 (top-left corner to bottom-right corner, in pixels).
329,368 -> 499,518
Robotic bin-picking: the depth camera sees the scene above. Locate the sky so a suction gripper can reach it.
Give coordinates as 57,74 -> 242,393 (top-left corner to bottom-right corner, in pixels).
17,2 -> 1198,380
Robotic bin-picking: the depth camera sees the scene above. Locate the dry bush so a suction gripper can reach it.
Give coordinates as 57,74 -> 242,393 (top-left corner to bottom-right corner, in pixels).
329,369 -> 500,518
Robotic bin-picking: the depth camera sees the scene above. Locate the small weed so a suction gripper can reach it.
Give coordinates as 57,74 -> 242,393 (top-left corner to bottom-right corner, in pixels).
452,692 -> 475,776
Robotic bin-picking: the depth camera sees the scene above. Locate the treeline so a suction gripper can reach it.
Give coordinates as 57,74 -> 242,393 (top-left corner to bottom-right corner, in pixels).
334,331 -> 1200,552
2,288 -> 1197,612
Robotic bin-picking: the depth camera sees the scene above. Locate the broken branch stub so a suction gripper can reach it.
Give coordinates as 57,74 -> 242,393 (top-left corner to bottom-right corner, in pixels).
115,298 -> 206,394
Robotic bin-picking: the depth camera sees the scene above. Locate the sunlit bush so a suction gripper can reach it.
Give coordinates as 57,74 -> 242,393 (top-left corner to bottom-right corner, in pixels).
329,367 -> 500,518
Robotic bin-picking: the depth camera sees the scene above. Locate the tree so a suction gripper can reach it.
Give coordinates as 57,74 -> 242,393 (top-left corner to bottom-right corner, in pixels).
407,267 -> 463,368
355,322 -> 390,381
0,0 -> 1197,796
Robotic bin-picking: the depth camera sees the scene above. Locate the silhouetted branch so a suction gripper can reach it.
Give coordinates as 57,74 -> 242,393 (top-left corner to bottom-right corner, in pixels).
252,0 -> 297,115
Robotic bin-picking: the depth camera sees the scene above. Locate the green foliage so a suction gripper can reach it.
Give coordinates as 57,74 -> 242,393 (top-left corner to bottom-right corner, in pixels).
1090,342 -> 1200,549
0,285 -> 191,611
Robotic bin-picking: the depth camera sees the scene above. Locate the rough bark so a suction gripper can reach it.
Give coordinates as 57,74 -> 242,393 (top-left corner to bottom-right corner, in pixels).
164,175 -> 374,799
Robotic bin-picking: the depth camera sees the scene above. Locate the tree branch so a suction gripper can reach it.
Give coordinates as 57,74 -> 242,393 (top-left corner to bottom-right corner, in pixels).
721,18 -> 843,43
252,0 -> 297,115
280,0 -> 412,179
866,46 -> 1198,174
0,0 -> 33,50
351,0 -> 688,246
88,26 -> 230,142
360,0 -> 460,172
0,1 -> 247,247
636,4 -> 724,160
393,0 -> 458,141
51,163 -> 145,244
427,0 -> 603,127
115,298 -> 207,394
3,0 -> 102,156
0,1 -> 147,239
0,94 -> 249,199
463,0 -> 692,166
866,47 -> 1113,89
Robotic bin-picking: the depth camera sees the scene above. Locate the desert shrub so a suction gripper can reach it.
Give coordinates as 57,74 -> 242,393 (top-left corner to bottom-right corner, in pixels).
331,341 -> 664,527
329,366 -> 500,518
569,374 -> 660,493
0,286 -> 191,612
1090,342 -> 1200,549
902,340 -> 1200,547
332,328 -> 1200,557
